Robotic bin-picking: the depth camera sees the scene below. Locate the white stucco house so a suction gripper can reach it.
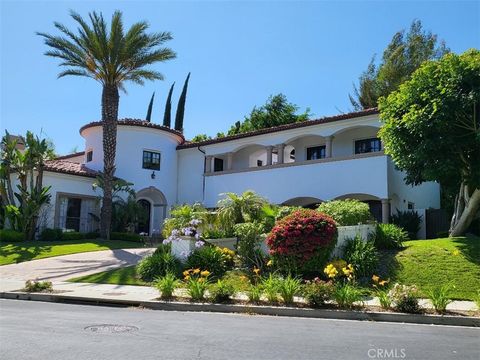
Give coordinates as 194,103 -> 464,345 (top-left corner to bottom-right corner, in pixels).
32,108 -> 440,235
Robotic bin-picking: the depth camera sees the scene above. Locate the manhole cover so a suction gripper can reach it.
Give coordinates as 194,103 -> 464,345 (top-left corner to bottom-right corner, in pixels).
84,324 -> 139,333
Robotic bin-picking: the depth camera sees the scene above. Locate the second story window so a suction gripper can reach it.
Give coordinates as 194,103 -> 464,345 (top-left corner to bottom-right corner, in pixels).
214,158 -> 224,172
307,145 -> 326,160
86,150 -> 93,162
142,150 -> 161,170
355,138 -> 381,154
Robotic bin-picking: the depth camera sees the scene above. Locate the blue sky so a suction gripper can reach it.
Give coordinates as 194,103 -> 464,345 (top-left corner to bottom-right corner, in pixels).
1,1 -> 479,155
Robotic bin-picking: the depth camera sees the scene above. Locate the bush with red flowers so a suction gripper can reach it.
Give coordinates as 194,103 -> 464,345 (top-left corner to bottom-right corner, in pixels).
266,209 -> 337,275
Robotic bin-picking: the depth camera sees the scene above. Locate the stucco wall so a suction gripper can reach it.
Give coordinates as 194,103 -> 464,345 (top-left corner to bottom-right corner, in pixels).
176,148 -> 205,204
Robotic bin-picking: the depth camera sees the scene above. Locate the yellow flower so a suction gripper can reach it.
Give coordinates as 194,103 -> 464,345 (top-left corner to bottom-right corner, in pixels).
200,270 -> 210,277
372,275 -> 380,283
253,267 -> 260,275
379,280 -> 388,286
193,268 -> 201,274
183,270 -> 190,277
239,275 -> 247,281
266,260 -> 273,267
184,275 -> 190,280
198,278 -> 205,283
452,250 -> 460,256
324,264 -> 338,278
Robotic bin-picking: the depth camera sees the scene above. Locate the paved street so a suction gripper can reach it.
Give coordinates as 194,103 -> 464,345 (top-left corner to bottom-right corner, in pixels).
0,299 -> 478,360
0,248 -> 153,282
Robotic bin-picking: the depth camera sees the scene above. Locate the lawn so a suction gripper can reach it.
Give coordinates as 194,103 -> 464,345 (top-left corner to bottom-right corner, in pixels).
69,265 -> 147,286
381,236 -> 480,300
0,239 -> 143,266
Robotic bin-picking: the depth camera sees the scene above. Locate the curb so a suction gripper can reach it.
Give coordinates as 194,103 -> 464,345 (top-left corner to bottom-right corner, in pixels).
2,291 -> 479,328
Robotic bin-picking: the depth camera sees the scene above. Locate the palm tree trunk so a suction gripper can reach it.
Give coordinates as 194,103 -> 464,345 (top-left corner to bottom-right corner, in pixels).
100,84 -> 119,240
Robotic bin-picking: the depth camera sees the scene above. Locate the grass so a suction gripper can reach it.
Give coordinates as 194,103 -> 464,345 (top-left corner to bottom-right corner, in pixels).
380,236 -> 480,301
0,239 -> 142,266
69,265 -> 147,286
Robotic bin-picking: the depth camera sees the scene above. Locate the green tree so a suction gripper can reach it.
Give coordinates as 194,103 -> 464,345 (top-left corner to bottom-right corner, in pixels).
163,82 -> 175,127
174,73 -> 191,131
350,20 -> 449,110
190,134 -> 211,142
38,11 -> 175,239
145,92 -> 155,122
379,49 -> 480,237
227,94 -> 310,135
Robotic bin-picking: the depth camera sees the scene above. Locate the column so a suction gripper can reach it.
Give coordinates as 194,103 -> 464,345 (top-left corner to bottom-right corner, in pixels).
381,198 -> 390,224
266,145 -> 274,166
325,136 -> 334,158
276,143 -> 285,164
205,155 -> 213,173
226,152 -> 233,170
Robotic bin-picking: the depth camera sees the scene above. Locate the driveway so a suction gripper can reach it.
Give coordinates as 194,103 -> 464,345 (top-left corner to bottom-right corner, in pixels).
0,248 -> 153,283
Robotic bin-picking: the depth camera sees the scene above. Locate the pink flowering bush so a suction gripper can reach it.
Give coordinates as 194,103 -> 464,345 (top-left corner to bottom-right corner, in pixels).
266,209 -> 337,275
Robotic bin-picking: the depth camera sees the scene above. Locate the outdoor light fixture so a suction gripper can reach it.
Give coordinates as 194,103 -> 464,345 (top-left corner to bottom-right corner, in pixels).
151,171 -> 156,179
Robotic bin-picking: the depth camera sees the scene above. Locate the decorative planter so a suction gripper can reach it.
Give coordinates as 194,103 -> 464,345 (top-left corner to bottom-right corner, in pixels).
171,236 -> 196,259
333,224 -> 376,257
204,237 -> 237,251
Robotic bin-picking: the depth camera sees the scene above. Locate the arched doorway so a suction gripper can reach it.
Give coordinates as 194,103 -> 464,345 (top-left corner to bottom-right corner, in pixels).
282,196 -> 323,209
136,187 -> 168,235
137,199 -> 151,234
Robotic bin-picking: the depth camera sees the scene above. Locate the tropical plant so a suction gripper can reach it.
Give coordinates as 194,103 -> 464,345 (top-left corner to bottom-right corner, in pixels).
379,49 -> 480,236
277,275 -> 302,305
185,245 -> 234,279
343,235 -> 379,279
332,283 -> 365,309
154,273 -> 180,300
427,284 -> 453,314
162,203 -> 208,238
217,190 -> 268,235
163,82 -> 175,127
174,73 -> 191,131
233,222 -> 265,269
302,278 -> 334,307
39,10 -> 176,239
374,223 -> 407,249
112,195 -> 148,233
350,20 -> 448,109
390,210 -> 422,239
184,268 -> 211,301
317,199 -> 372,226
267,209 -> 337,276
136,252 -> 182,282
388,283 -> 420,313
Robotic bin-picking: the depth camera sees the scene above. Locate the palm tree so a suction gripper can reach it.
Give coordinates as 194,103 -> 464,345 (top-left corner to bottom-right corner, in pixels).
38,11 -> 176,239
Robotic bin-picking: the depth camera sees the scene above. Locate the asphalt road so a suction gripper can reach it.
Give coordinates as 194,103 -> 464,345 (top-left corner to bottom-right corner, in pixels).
0,299 -> 478,360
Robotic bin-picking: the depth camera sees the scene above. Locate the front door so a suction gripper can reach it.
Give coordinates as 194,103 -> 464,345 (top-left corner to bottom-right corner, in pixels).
137,199 -> 151,234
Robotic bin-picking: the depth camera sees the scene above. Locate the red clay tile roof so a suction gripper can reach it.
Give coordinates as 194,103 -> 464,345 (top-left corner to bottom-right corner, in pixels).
55,151 -> 85,160
177,108 -> 379,149
44,160 -> 98,178
79,119 -> 185,141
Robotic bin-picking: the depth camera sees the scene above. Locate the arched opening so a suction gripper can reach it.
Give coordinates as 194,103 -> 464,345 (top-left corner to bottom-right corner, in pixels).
137,199 -> 151,234
282,196 -> 323,209
136,187 -> 168,235
334,193 -> 382,222
284,134 -> 326,162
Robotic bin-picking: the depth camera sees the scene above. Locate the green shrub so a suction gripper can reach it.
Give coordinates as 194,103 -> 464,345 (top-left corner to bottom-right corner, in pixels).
274,206 -> 301,221
61,231 -> 85,240
0,229 -> 24,242
343,235 -> 379,278
234,222 -> 265,269
317,199 -> 372,226
374,223 -> 407,249
261,274 -> 280,303
427,284 -> 453,314
84,231 -> 100,239
277,275 -> 302,305
302,279 -> 334,307
247,284 -> 263,303
475,290 -> 480,310
186,245 -> 234,279
137,252 -> 182,282
390,210 -> 422,239
333,283 -> 365,309
209,280 -> 235,303
267,209 -> 337,276
39,228 -> 63,241
376,289 -> 392,309
162,203 -> 208,238
111,232 -> 143,242
24,280 -> 53,293
154,273 -> 180,300
186,277 -> 209,302
388,283 -> 420,313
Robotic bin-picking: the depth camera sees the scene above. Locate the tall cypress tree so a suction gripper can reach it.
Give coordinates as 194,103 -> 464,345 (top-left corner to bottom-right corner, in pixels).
145,92 -> 155,122
163,82 -> 175,127
174,72 -> 191,131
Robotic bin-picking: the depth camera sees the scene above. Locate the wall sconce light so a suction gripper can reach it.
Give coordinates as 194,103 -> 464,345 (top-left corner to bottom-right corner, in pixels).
151,171 -> 156,179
